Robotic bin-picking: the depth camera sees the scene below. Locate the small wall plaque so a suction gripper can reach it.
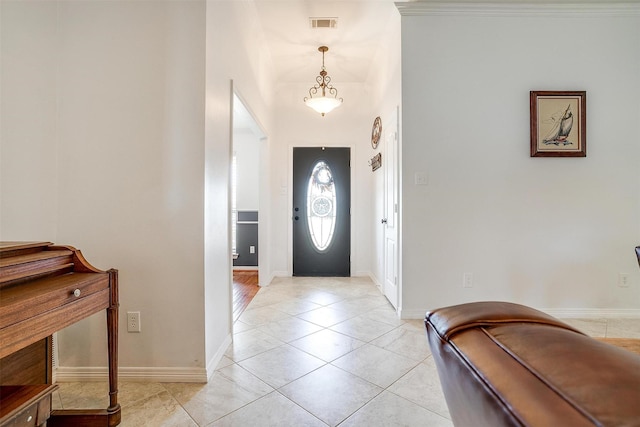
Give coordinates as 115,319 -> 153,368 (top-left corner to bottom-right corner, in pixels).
369,153 -> 382,172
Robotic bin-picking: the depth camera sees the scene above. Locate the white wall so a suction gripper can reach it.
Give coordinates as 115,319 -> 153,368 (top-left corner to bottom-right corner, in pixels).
2,0 -> 275,380
1,1 -> 59,241
234,130 -> 261,211
204,0 -> 274,364
399,4 -> 640,317
0,0 -> 219,380
367,6 -> 402,294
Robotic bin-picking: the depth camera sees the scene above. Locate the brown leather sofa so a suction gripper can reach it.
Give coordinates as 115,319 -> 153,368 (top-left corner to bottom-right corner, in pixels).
425,301 -> 640,426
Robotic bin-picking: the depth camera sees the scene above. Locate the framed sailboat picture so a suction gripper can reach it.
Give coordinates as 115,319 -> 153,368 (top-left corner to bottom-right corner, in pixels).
530,91 -> 586,157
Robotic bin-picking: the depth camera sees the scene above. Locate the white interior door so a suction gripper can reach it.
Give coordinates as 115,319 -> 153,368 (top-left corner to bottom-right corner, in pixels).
383,110 -> 399,309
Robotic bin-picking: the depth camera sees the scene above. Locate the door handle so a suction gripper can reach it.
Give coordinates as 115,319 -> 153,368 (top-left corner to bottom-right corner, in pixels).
381,218 -> 387,224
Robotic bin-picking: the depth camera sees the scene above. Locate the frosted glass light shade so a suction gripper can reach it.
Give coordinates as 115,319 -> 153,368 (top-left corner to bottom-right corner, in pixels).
305,96 -> 342,115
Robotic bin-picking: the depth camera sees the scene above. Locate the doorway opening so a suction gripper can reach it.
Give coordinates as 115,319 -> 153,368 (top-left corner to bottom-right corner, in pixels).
231,92 -> 266,317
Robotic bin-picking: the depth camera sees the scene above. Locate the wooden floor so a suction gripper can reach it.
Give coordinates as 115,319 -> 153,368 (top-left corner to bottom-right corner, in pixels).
232,270 -> 259,322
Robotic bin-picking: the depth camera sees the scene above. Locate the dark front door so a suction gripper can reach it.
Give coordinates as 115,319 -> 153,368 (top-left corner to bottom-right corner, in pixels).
293,147 -> 350,276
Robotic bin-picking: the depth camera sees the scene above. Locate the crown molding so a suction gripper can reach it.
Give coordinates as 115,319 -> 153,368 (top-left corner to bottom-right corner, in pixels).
395,2 -> 640,17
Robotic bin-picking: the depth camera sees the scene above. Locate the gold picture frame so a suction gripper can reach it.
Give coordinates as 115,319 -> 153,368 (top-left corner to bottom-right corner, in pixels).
530,91 -> 586,157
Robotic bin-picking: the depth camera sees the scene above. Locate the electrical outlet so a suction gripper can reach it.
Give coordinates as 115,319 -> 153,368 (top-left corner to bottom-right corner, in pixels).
127,311 -> 141,332
463,272 -> 473,288
249,246 -> 255,254
618,273 -> 630,288
414,172 -> 428,186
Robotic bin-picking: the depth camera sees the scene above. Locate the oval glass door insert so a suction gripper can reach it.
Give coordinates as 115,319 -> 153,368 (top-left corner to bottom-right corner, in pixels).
307,160 -> 337,251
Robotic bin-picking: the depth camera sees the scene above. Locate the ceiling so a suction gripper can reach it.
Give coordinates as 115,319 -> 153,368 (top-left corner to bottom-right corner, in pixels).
249,0 -> 640,86
252,1 -> 401,84
233,1 -> 400,131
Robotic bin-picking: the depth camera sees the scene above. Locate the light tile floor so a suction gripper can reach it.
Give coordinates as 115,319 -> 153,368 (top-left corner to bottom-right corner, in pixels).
53,276 -> 640,426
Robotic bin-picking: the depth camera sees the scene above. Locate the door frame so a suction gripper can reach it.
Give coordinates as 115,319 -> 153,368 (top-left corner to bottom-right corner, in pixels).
231,85 -> 269,288
287,143 -> 356,276
383,107 -> 400,310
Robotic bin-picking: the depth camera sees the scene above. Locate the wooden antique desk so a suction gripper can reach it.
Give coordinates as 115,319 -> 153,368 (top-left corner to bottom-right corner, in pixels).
0,242 -> 120,426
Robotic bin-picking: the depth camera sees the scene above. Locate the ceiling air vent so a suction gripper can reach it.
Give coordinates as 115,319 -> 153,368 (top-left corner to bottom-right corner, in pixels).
310,17 -> 338,29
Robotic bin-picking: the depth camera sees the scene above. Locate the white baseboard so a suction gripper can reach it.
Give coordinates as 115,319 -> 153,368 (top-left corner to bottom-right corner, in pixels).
543,308 -> 640,319
55,366 -> 208,383
56,333 -> 234,384
400,307 -> 640,320
252,270 -> 288,286
352,270 -> 371,278
367,273 -> 384,293
261,271 -> 277,287
205,333 -> 232,380
265,271 -> 289,286
265,270 -> 386,285
399,308 -> 427,320
271,270 -> 289,277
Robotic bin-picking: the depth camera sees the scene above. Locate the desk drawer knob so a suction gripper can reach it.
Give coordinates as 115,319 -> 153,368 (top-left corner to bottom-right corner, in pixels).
73,288 -> 81,297
27,415 -> 33,422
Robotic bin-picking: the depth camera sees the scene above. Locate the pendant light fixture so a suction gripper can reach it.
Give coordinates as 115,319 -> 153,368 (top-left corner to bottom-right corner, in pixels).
304,46 -> 343,116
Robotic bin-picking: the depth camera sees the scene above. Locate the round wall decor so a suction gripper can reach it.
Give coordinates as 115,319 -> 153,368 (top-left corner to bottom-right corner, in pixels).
371,116 -> 382,149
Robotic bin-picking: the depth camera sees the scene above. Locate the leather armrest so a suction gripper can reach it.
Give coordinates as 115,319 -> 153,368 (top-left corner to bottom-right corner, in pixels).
425,301 -> 584,340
